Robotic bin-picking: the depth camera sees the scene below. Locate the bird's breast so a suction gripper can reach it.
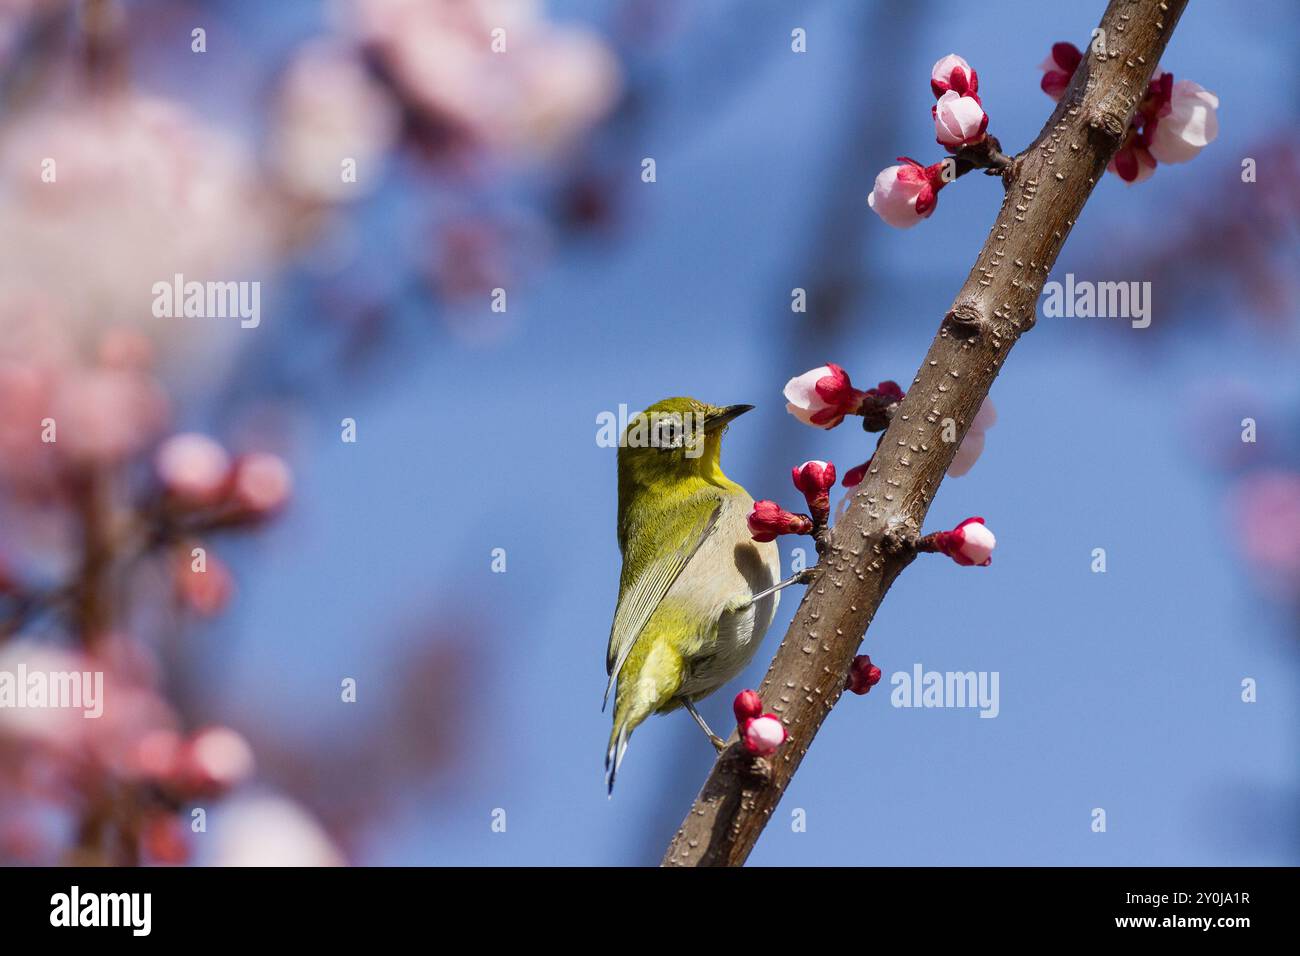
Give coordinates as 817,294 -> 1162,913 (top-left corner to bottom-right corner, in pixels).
670,491 -> 782,698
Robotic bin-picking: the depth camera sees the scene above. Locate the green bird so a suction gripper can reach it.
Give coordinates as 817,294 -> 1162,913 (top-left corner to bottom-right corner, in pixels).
604,397 -> 785,793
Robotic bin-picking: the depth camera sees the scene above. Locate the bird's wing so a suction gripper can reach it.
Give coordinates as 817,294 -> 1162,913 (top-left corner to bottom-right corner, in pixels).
603,499 -> 722,709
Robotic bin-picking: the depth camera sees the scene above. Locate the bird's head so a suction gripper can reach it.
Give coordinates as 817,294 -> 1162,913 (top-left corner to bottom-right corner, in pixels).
617,396 -> 753,493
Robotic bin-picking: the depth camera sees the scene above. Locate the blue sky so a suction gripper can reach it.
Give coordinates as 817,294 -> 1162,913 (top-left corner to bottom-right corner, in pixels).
181,0 -> 1299,864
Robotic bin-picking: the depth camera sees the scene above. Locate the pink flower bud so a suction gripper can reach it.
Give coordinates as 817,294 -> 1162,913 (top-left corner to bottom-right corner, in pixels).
741,714 -> 787,756
792,460 -> 836,519
783,363 -> 868,428
175,549 -> 234,616
1146,78 -> 1218,164
935,516 -> 997,567
933,90 -> 988,148
232,452 -> 293,515
1108,140 -> 1157,184
1039,42 -> 1082,101
846,654 -> 883,695
868,158 -> 947,229
140,814 -> 190,865
931,54 -> 978,98
949,399 -> 997,477
133,729 -> 185,780
747,500 -> 813,542
155,433 -> 231,504
179,726 -> 256,796
733,689 -> 763,726
791,460 -> 836,497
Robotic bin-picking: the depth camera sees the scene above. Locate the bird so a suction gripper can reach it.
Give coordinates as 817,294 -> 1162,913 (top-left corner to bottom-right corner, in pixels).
604,397 -> 784,793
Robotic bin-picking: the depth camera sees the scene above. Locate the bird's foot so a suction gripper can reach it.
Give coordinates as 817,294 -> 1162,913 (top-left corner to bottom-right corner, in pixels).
683,698 -> 729,752
746,566 -> 818,606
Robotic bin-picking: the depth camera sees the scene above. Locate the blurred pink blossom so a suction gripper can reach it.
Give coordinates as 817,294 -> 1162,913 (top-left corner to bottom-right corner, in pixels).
271,39 -> 401,201
352,0 -> 621,155
175,549 -> 234,616
1232,470 -> 1300,596
155,433 -> 232,504
209,794 -> 345,866
51,367 -> 168,465
0,94 -> 271,360
232,452 -> 293,515
949,399 -> 997,477
181,726 -> 256,795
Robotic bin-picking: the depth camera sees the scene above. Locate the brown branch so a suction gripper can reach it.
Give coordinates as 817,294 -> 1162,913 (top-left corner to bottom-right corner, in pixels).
662,0 -> 1189,867
70,466 -> 116,650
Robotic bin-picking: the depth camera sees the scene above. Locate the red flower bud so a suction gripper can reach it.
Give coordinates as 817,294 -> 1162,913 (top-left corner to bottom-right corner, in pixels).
733,689 -> 763,726
747,500 -> 814,542
791,460 -> 836,519
791,459 -> 836,497
141,814 -> 190,865
846,655 -> 883,695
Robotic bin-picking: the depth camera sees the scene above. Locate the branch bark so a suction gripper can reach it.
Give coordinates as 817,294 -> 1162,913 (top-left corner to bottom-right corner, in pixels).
662,0 -> 1189,867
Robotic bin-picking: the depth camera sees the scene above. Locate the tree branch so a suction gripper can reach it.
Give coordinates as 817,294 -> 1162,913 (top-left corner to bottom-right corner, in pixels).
662,0 -> 1189,867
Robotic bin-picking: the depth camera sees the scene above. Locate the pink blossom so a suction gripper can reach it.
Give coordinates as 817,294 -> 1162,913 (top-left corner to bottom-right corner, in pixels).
207,794 -> 345,866
351,0 -> 621,155
271,40 -> 400,201
140,814 -> 190,865
933,516 -> 997,567
1147,78 -> 1219,164
175,550 -> 234,616
868,158 -> 947,229
1108,140 -> 1158,184
933,90 -> 988,148
155,433 -> 231,504
783,363 -> 868,428
232,452 -> 293,515
181,726 -> 255,795
1233,470 -> 1300,593
0,95 -> 270,358
50,368 -> 168,465
741,714 -> 787,756
949,399 -> 997,477
133,730 -> 185,781
1039,42 -> 1082,101
931,54 -> 978,99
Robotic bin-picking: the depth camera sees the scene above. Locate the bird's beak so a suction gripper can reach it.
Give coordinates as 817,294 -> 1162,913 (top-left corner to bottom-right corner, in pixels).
704,404 -> 754,432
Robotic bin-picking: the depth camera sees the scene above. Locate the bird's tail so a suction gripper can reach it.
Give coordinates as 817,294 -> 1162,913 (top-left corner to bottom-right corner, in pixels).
604,721 -> 631,795
605,644 -> 683,794
605,689 -> 657,795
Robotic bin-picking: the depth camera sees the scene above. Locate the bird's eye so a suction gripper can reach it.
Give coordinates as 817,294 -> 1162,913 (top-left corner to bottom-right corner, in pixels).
654,419 -> 682,449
